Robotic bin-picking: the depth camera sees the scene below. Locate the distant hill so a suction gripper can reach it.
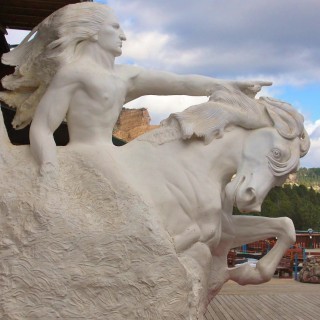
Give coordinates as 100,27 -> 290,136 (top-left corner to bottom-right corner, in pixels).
287,168 -> 320,192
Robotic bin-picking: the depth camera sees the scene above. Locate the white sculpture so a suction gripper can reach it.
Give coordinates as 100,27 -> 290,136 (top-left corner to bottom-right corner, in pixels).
0,2 -> 310,319
0,2 -> 268,176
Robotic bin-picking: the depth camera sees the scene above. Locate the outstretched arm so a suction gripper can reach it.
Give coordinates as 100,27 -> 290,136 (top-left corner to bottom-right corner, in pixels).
30,70 -> 78,176
123,66 -> 272,102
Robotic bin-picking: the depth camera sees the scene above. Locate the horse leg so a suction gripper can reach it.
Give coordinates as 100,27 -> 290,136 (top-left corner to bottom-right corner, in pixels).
227,215 -> 295,285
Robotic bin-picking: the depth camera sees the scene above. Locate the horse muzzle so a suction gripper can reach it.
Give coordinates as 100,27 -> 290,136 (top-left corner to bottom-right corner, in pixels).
227,174 -> 262,213
235,186 -> 262,213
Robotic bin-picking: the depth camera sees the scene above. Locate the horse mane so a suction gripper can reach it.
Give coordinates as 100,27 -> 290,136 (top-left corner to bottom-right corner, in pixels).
139,85 -> 310,157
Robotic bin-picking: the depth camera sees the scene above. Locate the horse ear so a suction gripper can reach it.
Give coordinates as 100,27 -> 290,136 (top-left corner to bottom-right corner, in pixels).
265,104 -> 299,139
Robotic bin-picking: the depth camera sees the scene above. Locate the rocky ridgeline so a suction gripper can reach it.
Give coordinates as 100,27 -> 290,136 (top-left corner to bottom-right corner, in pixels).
285,172 -> 320,192
113,108 -> 159,142
299,256 -> 320,283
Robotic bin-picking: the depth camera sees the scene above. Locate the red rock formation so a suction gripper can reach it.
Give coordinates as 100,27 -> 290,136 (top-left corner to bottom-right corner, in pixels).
113,108 -> 159,142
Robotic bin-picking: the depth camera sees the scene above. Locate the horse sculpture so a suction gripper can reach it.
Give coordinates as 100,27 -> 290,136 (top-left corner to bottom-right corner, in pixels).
116,87 -> 310,311
0,87 -> 310,319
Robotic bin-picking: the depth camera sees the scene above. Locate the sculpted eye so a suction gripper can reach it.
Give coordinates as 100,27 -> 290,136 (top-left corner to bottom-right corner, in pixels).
271,148 -> 282,159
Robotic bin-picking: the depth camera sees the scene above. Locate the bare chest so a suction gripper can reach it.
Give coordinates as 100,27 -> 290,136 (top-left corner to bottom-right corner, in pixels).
85,71 -> 127,106
68,71 -> 127,125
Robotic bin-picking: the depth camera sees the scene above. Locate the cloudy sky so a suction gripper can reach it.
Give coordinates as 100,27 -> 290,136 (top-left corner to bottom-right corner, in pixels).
5,0 -> 320,167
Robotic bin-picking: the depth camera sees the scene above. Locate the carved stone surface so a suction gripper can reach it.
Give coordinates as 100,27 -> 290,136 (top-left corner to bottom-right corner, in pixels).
0,2 -> 311,319
0,147 -> 192,319
299,256 -> 320,283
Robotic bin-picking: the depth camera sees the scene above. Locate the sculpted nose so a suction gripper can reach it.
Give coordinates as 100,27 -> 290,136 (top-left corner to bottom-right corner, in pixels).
120,29 -> 126,41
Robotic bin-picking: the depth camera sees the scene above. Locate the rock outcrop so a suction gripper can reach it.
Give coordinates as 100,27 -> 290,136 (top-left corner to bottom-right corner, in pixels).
113,108 -> 159,142
0,144 -> 195,320
299,256 -> 320,283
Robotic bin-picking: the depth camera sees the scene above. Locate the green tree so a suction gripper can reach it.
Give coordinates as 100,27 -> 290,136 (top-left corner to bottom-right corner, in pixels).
233,182 -> 320,232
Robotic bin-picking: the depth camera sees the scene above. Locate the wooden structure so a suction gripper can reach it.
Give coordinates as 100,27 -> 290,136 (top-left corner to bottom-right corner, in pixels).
275,257 -> 293,278
0,0 -> 87,30
296,231 -> 320,249
204,278 -> 320,320
228,232 -> 320,280
234,231 -> 320,256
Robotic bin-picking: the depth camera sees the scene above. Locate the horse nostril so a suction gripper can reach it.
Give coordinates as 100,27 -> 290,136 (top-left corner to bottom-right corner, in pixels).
244,187 -> 256,203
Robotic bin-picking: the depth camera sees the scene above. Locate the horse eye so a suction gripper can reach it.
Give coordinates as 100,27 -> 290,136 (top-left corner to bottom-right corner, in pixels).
271,148 -> 281,159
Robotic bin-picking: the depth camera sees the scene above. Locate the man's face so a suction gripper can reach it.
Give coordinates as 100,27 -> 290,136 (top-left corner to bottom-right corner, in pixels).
97,13 -> 126,57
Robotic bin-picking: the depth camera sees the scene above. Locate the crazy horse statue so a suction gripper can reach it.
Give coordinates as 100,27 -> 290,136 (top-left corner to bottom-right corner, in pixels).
0,2 -> 310,320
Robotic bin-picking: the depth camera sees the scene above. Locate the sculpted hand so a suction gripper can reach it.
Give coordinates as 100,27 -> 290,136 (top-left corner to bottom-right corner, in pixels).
229,80 -> 272,98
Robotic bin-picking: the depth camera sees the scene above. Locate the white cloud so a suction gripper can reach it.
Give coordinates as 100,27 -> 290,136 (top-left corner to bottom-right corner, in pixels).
310,125 -> 320,140
118,30 -> 207,71
5,29 -> 29,45
120,31 -> 171,62
124,95 -> 207,124
300,121 -> 320,168
301,138 -> 320,168
305,120 -> 320,137
112,0 -> 320,80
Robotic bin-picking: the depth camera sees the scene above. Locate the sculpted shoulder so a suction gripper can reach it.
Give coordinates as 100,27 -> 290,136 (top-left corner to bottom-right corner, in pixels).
52,61 -> 95,88
115,64 -> 147,101
115,64 -> 142,81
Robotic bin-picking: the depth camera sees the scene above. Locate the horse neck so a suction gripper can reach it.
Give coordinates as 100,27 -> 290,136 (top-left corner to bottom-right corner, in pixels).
126,125 -> 248,187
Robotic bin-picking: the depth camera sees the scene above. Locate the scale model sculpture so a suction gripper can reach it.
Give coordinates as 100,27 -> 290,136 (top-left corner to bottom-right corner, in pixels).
0,2 -> 310,319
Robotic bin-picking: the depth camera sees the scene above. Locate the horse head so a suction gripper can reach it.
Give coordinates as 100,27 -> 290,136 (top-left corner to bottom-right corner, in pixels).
224,96 -> 309,213
164,86 -> 310,214
226,126 -> 302,212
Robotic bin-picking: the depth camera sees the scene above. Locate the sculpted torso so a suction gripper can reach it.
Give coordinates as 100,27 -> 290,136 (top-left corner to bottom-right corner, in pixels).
63,63 -> 130,145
